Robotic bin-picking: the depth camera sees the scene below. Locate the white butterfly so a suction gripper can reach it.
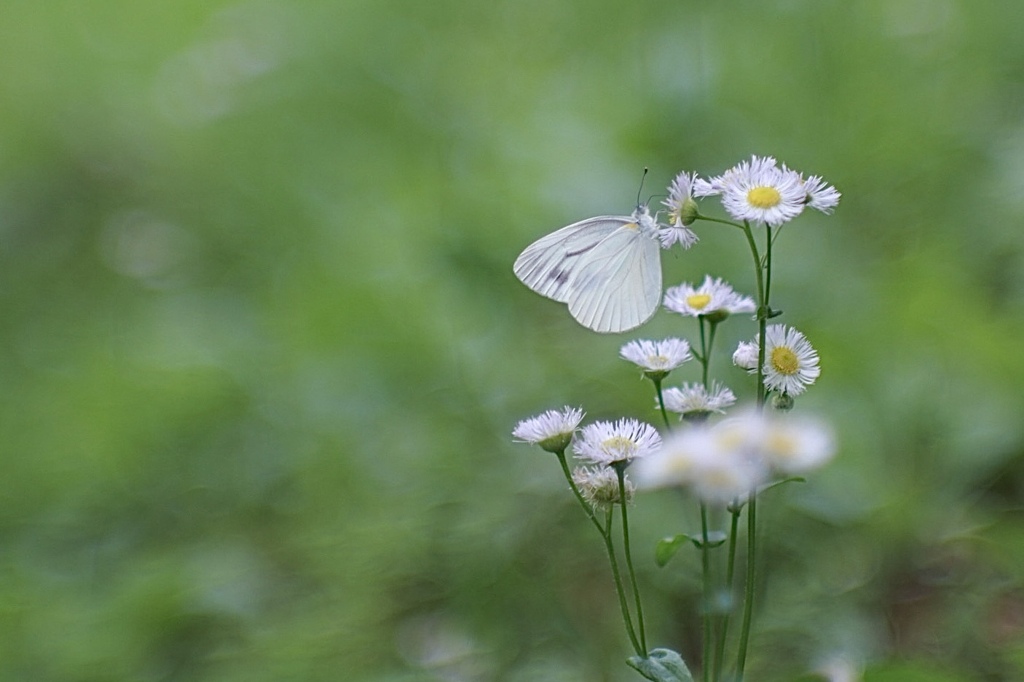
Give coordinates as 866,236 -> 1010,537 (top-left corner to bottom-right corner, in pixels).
513,206 -> 664,333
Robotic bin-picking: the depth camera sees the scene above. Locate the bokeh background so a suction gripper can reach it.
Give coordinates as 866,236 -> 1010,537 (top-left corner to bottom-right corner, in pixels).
3,1 -> 1024,680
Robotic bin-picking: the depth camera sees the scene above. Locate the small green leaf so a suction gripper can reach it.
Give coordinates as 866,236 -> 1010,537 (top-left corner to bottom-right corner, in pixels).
760,476 -> 806,495
690,530 -> 727,549
655,535 -> 691,567
626,648 -> 694,682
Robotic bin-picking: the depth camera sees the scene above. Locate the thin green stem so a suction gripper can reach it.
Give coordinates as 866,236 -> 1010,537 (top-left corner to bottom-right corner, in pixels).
740,223 -> 765,306
654,378 -> 673,432
705,322 -> 718,388
745,220 -> 770,405
606,507 -> 643,656
735,496 -> 757,680
617,465 -> 648,654
733,219 -> 774,680
696,214 -> 746,230
697,317 -> 709,387
700,503 -> 712,682
556,452 -> 643,655
714,506 -> 742,681
556,451 -> 606,535
763,224 -> 774,311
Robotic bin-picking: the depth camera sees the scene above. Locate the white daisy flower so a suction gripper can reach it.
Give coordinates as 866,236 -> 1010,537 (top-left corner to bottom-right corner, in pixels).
663,275 -> 756,320
692,175 -> 723,197
663,382 -> 736,421
664,171 -> 700,225
756,324 -> 820,396
512,406 -> 585,453
572,466 -> 635,510
718,155 -> 806,227
657,223 -> 699,250
573,418 -> 661,467
657,171 -> 701,249
634,424 -> 767,504
620,338 -> 693,379
732,341 -> 759,371
802,174 -> 841,214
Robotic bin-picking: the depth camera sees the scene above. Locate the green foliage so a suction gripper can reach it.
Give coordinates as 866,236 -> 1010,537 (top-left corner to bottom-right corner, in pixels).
2,1 -> 1024,680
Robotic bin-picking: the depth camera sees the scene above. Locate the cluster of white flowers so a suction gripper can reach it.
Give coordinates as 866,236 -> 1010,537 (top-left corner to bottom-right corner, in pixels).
511,155 -> 841,675
634,411 -> 835,504
514,154 -> 839,507
512,408 -> 660,510
667,155 -> 841,230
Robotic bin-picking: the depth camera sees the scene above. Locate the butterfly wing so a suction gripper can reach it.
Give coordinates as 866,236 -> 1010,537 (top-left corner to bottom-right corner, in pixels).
566,223 -> 662,333
513,216 -> 629,303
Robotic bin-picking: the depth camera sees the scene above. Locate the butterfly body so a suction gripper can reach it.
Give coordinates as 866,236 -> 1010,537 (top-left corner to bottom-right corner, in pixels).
513,207 -> 663,333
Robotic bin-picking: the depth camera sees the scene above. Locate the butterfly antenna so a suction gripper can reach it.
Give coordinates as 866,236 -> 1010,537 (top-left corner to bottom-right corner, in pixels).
636,167 -> 649,208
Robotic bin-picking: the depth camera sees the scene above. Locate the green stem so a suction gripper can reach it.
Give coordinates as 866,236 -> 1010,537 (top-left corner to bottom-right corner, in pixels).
705,321 -> 718,388
763,224 -> 774,313
697,317 -> 709,387
733,220 -> 774,681
700,503 -> 712,682
556,451 -> 606,535
556,452 -> 643,655
714,506 -> 741,681
654,378 -> 673,432
696,214 -> 746,230
617,465 -> 648,654
735,496 -> 757,680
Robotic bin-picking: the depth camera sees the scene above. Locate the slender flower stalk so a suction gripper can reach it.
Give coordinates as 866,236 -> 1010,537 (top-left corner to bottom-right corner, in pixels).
700,504 -> 712,682
616,463 -> 647,654
556,450 -> 643,656
714,506 -> 743,681
654,377 -> 673,431
733,220 -> 767,682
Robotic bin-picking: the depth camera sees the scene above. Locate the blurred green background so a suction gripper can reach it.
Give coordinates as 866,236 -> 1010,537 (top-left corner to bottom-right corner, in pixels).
3,1 -> 1024,680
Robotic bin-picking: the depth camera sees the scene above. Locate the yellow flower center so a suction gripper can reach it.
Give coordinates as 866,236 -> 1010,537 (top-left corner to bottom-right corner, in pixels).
603,435 -> 636,459
770,346 -> 799,375
748,186 -> 781,209
687,293 -> 712,310
651,354 -> 668,368
603,435 -> 633,449
766,432 -> 797,456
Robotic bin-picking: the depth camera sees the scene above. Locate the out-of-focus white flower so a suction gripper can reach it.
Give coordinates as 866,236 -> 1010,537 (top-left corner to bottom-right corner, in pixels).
715,410 -> 836,474
760,414 -> 836,474
573,418 -> 661,467
634,424 -> 767,504
512,406 -> 585,453
634,410 -> 836,501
